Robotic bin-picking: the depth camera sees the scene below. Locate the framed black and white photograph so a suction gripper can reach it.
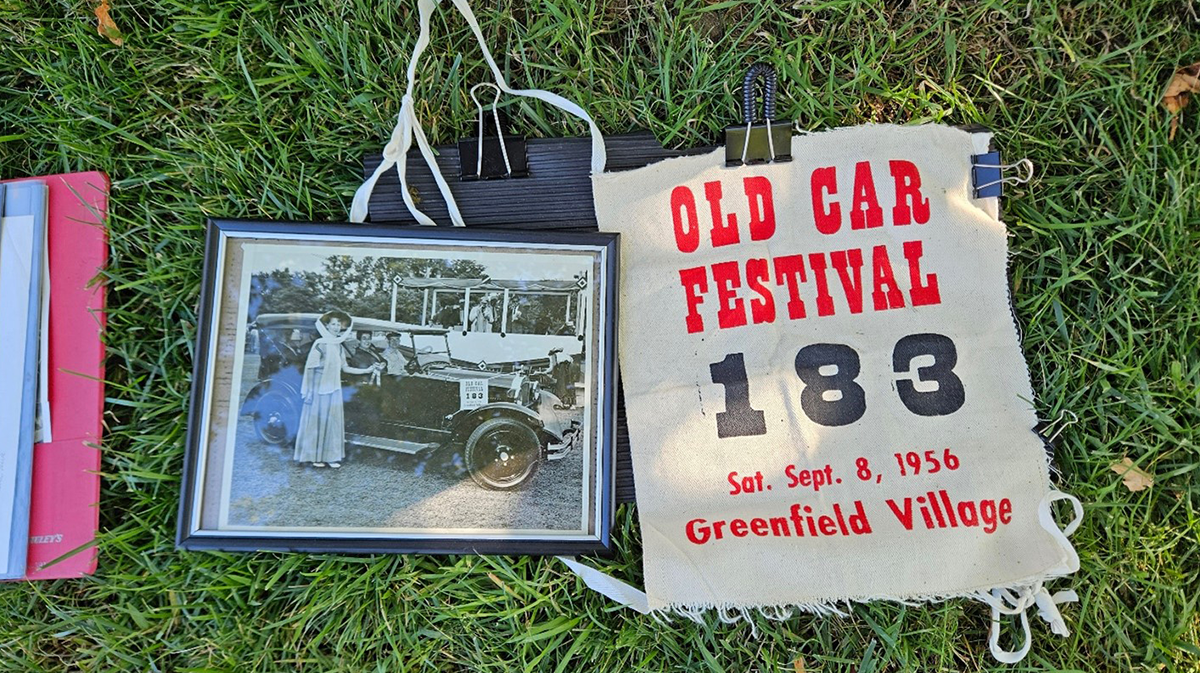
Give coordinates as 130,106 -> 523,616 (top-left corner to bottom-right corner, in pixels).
177,219 -> 618,555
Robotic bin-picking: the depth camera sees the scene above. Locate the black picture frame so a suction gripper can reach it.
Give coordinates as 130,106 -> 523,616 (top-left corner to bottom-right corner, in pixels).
178,219 -> 619,555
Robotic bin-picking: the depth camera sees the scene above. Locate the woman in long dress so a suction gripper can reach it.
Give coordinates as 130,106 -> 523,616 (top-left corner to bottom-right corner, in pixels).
293,310 -> 379,468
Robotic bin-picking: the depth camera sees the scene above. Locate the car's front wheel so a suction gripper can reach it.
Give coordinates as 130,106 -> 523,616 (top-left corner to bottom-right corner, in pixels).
254,390 -> 298,446
464,417 -> 540,490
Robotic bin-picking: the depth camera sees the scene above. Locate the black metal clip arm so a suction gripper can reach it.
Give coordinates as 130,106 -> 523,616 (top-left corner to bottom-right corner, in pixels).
459,83 -> 529,181
724,63 -> 792,167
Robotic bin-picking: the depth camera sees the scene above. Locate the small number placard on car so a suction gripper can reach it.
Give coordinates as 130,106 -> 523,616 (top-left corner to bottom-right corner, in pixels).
459,379 -> 487,410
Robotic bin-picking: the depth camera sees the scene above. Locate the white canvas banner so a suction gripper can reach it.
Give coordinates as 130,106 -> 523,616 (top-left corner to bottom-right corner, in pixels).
592,124 -> 1081,661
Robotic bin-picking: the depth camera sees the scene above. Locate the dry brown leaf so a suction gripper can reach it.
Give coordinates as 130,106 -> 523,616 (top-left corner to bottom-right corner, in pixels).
1110,457 -> 1154,492
1162,63 -> 1200,141
793,657 -> 806,673
94,0 -> 124,46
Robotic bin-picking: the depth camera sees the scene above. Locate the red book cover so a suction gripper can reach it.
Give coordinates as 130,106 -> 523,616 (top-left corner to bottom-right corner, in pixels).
2,172 -> 107,579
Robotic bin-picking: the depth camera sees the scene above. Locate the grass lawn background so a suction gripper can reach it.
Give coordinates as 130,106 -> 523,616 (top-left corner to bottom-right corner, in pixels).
2,0 -> 1199,670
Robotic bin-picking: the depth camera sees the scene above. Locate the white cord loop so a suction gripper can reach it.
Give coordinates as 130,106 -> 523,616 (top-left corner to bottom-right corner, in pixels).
984,490 -> 1083,664
985,582 -> 1079,663
556,556 -> 650,614
350,0 -> 606,225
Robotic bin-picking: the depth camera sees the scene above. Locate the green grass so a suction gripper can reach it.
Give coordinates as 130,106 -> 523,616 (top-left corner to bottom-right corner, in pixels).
2,0 -> 1199,670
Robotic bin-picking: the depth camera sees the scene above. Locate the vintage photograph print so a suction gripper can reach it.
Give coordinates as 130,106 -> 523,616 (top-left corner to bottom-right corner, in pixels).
178,220 -> 618,554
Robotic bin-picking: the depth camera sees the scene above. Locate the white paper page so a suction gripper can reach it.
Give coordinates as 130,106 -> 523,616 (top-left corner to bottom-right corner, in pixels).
34,216 -> 51,444
0,214 -> 36,566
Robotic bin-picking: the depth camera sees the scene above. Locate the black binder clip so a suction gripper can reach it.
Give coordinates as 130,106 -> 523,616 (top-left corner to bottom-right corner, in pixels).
970,152 -> 1034,198
459,83 -> 528,181
725,63 -> 792,167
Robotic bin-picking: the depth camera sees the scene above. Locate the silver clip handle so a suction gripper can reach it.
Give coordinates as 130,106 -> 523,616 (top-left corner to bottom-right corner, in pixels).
972,157 -> 1034,193
469,82 -> 513,178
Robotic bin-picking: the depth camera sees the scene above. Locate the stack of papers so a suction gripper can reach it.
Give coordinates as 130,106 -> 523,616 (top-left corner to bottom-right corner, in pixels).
1,172 -> 107,581
0,181 -> 48,580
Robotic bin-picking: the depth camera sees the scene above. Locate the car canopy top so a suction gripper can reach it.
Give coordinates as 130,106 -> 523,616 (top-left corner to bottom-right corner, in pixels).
393,278 -> 583,293
253,313 -> 447,336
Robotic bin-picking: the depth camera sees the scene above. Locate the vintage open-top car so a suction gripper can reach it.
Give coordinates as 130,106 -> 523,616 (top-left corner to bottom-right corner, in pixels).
242,313 -> 580,489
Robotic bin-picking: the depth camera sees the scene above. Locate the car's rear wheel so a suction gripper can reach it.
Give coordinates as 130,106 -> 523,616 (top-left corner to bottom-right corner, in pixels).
464,418 -> 540,490
254,390 -> 298,446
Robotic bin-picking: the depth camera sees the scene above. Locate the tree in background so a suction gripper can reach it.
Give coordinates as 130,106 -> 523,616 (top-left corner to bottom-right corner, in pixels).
250,255 -> 487,323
